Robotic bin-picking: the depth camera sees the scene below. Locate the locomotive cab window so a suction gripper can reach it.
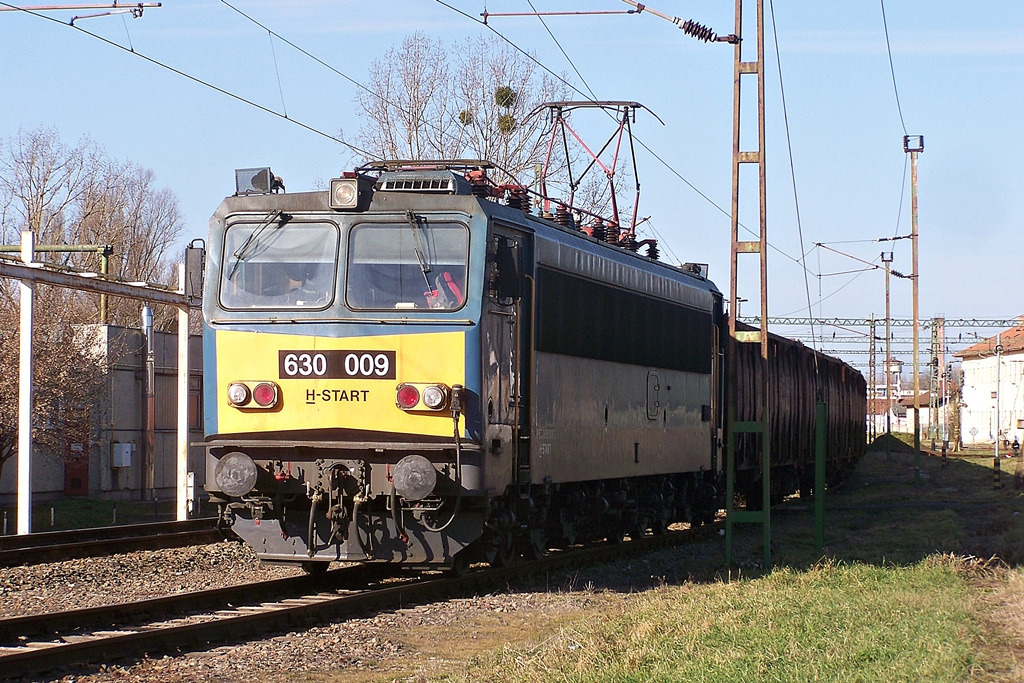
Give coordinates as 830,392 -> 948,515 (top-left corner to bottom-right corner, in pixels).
346,219 -> 469,311
219,219 -> 340,310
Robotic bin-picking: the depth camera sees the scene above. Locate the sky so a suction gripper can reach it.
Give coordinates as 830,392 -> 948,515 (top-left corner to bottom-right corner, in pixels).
2,0 -> 1023,368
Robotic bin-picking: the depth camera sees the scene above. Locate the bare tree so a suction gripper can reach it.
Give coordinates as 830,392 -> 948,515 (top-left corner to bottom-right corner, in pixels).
0,127 -> 184,479
349,33 -> 570,186
0,292 -> 108,482
0,127 -> 184,328
348,35 -> 640,224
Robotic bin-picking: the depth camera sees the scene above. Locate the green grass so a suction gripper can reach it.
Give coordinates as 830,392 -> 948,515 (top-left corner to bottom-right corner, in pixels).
0,496 -> 205,533
465,560 -> 976,683
373,449 -> 1024,683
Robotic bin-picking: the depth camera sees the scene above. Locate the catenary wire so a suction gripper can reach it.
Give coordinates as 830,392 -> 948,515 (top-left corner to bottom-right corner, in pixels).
435,0 -> 811,266
0,1 -> 379,160
268,30 -> 288,119
769,0 -> 819,359
879,0 -> 908,136
526,0 -> 599,101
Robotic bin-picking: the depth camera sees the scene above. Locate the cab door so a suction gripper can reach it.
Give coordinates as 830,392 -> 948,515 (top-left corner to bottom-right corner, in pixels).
482,227 -> 529,491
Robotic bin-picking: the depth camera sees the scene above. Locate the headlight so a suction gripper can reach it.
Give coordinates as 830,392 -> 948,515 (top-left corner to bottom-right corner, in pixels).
330,176 -> 361,209
332,179 -> 357,206
227,382 -> 250,406
421,384 -> 448,410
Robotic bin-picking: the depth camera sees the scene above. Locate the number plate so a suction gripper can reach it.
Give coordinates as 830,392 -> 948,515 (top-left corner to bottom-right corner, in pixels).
279,350 -> 396,379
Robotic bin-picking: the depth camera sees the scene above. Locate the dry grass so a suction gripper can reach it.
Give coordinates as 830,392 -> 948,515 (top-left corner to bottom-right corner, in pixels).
280,449 -> 1024,683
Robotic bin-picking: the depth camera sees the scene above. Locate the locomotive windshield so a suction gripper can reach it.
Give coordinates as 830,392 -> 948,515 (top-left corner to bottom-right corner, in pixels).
346,218 -> 468,311
219,218 -> 339,309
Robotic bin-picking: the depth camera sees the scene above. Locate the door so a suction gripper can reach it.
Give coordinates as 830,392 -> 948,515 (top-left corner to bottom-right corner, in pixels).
64,432 -> 89,496
482,227 -> 530,488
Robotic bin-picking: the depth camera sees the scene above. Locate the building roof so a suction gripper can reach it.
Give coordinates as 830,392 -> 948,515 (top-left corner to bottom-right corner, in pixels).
955,317 -> 1024,360
896,391 -> 938,408
867,397 -> 898,416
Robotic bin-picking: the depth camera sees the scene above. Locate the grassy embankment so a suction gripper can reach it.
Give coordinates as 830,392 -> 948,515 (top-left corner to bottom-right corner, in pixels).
349,441 -> 1024,682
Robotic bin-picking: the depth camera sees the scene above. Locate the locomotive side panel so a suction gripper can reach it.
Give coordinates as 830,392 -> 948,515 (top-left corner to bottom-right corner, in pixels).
528,228 -> 720,485
532,353 -> 712,482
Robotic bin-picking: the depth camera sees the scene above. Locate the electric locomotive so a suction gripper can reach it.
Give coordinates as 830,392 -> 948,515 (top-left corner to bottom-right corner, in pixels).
203,161 -> 723,571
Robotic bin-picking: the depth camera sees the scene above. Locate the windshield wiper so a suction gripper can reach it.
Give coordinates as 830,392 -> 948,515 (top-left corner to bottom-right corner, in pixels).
405,210 -> 433,291
226,210 -> 292,281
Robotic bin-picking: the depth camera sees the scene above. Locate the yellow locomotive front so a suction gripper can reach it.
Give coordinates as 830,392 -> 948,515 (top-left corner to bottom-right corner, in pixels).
203,167 -> 503,571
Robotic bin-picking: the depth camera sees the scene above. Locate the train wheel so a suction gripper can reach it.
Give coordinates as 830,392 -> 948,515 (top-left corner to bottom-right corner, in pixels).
450,551 -> 473,577
491,533 -> 516,568
520,528 -> 547,561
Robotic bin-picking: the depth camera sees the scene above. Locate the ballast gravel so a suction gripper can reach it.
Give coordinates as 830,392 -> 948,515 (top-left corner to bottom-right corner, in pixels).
0,535 -> 717,683
0,541 -> 302,618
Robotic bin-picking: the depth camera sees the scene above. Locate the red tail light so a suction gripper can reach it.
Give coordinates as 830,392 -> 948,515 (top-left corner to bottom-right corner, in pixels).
252,382 -> 279,407
396,384 -> 420,409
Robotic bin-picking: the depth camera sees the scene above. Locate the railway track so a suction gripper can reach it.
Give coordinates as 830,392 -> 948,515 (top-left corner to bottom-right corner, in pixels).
0,524 -> 714,678
0,519 -> 225,567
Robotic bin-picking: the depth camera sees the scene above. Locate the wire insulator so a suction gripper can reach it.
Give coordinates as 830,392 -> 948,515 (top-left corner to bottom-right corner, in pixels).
679,18 -> 716,42
506,188 -> 531,213
623,236 -> 639,252
647,242 -> 660,260
554,205 -> 571,228
591,219 -> 607,242
606,223 -> 620,244
465,169 -> 493,197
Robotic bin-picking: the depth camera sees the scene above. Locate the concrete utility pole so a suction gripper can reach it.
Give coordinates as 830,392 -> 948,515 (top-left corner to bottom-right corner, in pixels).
905,134 -> 924,482
1,253 -> 196,528
882,252 -> 893,462
869,315 -> 876,441
18,232 -> 35,534
725,0 -> 771,569
995,333 -> 1004,486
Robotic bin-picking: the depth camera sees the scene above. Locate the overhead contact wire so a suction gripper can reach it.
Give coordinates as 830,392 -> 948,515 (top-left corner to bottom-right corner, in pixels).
879,0 -> 908,136
437,0 -> 813,270
769,0 -> 819,362
526,0 -> 599,100
0,1 -> 378,160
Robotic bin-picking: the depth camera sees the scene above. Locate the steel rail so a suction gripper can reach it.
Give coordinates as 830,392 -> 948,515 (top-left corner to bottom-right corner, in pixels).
0,519 -> 223,567
0,525 -> 713,677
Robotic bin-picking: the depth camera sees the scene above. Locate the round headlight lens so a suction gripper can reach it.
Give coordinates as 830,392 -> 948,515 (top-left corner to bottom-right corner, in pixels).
252,382 -> 278,407
333,181 -> 357,206
396,384 -> 420,409
215,451 -> 259,497
227,383 -> 250,406
421,385 -> 447,410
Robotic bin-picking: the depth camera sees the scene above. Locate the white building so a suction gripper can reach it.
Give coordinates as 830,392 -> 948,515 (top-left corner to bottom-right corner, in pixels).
955,321 -> 1024,446
868,357 -> 909,435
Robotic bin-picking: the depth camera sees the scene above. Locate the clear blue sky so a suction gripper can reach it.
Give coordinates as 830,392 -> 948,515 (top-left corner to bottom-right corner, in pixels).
2,1 -> 1022,360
